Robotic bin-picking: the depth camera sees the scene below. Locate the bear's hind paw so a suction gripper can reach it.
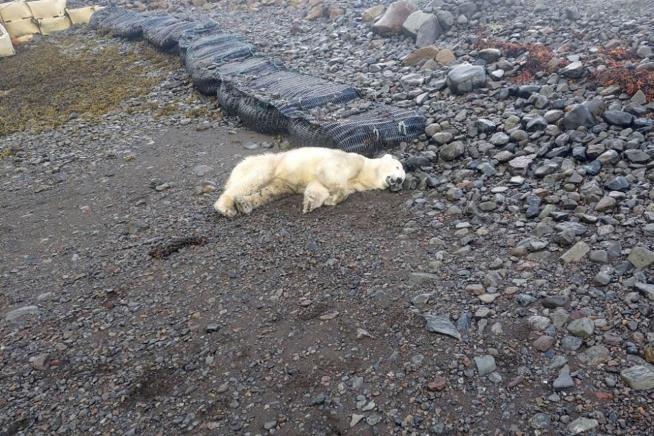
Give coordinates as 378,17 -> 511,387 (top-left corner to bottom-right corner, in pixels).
234,197 -> 253,215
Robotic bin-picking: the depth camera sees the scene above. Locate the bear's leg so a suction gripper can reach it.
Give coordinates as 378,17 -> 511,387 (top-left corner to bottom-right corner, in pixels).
324,189 -> 353,207
213,155 -> 276,217
214,193 -> 238,217
303,182 -> 330,214
236,179 -> 290,214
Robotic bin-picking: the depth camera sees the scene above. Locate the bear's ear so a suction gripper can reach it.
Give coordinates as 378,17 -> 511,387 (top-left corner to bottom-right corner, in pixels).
382,154 -> 393,160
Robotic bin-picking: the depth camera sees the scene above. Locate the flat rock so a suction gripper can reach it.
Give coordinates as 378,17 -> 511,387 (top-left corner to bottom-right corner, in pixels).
5,305 -> 40,322
568,417 -> 599,434
621,365 -> 654,390
423,314 -> 461,340
578,345 -> 610,367
508,154 -> 535,174
560,241 -> 590,263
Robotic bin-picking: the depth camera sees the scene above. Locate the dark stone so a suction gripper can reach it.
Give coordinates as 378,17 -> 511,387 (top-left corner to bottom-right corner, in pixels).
562,104 -> 596,130
605,176 -> 630,192
603,110 -> 635,127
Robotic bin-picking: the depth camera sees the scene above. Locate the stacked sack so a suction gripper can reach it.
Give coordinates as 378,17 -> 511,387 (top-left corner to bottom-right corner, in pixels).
89,8 -> 425,156
0,0 -> 103,55
0,21 -> 15,56
29,0 -> 70,35
0,0 -> 39,43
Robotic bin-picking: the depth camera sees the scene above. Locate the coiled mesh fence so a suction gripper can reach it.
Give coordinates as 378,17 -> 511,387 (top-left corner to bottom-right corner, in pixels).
89,8 -> 425,156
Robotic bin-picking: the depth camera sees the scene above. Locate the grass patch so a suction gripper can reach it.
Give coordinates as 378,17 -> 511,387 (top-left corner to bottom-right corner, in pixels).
591,47 -> 654,103
475,35 -> 565,84
0,34 -> 170,137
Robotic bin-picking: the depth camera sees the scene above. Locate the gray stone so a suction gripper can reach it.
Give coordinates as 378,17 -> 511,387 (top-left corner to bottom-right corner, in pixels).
528,315 -> 551,331
603,110 -> 634,127
529,413 -> 551,430
635,282 -> 654,301
560,241 -> 590,263
624,149 -> 650,163
192,164 -> 213,177
561,335 -> 583,351
423,314 -> 461,340
508,154 -> 535,174
416,15 -> 442,48
567,317 -> 594,338
628,246 -> 654,269
631,90 -> 647,105
568,417 -> 599,435
478,48 -> 502,63
474,355 -> 496,376
621,365 -> 654,390
553,366 -> 575,391
578,345 -> 610,367
5,305 -> 40,322
447,64 -> 486,94
562,104 -> 596,130
433,131 -> 453,144
561,61 -> 585,78
402,11 -> 433,36
605,176 -> 630,192
439,141 -> 465,161
409,272 -> 439,285
436,10 -> 454,31
490,132 -> 509,146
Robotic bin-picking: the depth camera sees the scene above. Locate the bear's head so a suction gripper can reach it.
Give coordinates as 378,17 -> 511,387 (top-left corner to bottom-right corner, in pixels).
377,154 -> 405,192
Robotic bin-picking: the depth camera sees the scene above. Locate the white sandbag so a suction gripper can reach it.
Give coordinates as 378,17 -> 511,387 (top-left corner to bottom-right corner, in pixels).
65,5 -> 98,25
12,32 -> 32,43
26,0 -> 65,19
0,1 -> 33,22
36,14 -> 69,35
0,22 -> 16,57
3,16 -> 39,37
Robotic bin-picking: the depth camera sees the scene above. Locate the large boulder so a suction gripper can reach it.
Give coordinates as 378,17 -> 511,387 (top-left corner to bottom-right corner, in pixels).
415,15 -> 442,47
562,103 -> 596,131
402,10 -> 433,36
372,0 -> 417,35
447,63 -> 486,94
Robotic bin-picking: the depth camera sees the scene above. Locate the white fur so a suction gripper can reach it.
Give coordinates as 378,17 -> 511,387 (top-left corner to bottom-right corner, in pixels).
214,147 -> 405,217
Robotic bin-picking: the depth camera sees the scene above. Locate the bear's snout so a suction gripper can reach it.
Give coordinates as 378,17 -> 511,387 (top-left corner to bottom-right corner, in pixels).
386,175 -> 404,192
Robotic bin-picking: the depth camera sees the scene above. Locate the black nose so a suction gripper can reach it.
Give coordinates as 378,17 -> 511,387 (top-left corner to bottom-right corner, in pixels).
394,177 -> 403,184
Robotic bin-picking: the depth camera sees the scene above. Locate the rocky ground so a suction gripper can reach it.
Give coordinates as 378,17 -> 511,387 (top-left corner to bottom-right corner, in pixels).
2,0 -> 654,435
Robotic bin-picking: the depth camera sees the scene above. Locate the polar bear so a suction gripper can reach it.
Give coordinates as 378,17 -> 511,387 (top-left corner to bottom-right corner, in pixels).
214,147 -> 405,217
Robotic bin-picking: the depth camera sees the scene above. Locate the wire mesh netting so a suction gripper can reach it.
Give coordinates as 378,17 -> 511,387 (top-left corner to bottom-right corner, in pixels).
288,103 -> 426,156
216,71 -> 360,134
87,7 -> 425,155
193,57 -> 281,97
144,19 -> 218,52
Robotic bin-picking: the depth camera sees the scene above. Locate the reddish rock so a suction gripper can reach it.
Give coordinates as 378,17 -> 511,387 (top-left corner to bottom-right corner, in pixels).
427,376 -> 447,391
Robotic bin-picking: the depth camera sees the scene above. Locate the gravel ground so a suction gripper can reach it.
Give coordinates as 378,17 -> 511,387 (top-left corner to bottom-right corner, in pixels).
2,0 -> 654,434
